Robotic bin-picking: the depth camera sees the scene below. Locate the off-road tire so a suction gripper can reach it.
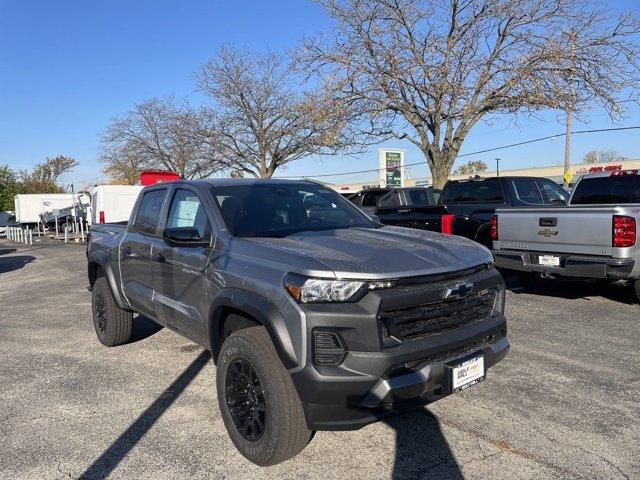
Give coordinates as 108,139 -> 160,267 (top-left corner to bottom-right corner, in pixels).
91,277 -> 133,346
217,325 -> 312,466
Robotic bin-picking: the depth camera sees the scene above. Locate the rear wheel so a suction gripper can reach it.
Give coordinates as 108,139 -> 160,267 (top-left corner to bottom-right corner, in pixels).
632,279 -> 640,304
91,277 -> 133,346
216,326 -> 312,466
516,271 -> 545,291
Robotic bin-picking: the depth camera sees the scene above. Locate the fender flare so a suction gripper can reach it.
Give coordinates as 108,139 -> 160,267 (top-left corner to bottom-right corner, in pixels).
87,252 -> 131,310
208,288 -> 298,369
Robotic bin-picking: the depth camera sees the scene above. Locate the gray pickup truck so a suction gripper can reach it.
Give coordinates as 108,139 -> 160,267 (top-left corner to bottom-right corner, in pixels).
492,170 -> 640,300
87,178 -> 509,465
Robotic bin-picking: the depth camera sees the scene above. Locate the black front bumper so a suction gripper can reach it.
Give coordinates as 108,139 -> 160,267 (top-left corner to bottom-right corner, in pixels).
289,267 -> 509,431
492,250 -> 635,279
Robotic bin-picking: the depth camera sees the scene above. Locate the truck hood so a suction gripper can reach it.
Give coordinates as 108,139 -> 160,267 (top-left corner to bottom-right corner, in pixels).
243,226 -> 492,279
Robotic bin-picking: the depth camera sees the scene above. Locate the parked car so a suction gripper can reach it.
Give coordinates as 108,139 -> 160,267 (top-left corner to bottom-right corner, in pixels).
492,170 -> 640,300
347,186 -> 441,216
87,178 -> 509,466
374,176 -> 568,248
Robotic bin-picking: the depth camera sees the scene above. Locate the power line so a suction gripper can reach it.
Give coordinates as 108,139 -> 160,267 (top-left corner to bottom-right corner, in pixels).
283,125 -> 640,179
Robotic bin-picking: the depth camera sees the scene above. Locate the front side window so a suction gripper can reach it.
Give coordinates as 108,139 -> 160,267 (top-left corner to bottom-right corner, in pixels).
213,183 -> 376,237
538,180 -> 568,205
166,189 -> 212,241
378,191 -> 400,206
134,190 -> 166,235
407,189 -> 432,205
512,179 -> 544,204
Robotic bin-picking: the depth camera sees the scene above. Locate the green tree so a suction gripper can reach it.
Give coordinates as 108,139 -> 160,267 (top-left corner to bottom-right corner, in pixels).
453,160 -> 488,176
19,155 -> 78,193
0,165 -> 20,211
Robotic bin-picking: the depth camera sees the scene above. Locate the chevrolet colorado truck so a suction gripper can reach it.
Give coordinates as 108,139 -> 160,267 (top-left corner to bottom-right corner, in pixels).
375,176 -> 568,248
87,179 -> 509,465
492,170 -> 640,300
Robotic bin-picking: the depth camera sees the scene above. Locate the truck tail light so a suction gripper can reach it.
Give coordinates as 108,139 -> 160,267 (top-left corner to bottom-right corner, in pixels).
490,215 -> 498,241
441,213 -> 455,234
99,211 -> 105,223
613,215 -> 635,247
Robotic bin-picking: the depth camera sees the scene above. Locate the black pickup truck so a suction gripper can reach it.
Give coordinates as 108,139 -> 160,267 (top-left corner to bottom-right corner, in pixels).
375,176 -> 568,248
86,178 -> 508,465
347,186 -> 441,216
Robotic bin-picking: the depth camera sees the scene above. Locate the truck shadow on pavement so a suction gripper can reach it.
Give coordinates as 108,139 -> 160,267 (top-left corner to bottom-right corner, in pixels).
503,272 -> 635,305
0,247 -> 17,256
385,409 -> 462,480
0,255 -> 35,274
78,350 -> 211,480
127,315 -> 164,343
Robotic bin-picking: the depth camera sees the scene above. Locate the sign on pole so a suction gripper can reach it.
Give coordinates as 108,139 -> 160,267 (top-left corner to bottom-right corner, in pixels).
379,149 -> 405,187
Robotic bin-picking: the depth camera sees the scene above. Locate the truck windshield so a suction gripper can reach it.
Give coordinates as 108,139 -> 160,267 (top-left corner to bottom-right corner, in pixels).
212,183 -> 377,237
571,175 -> 640,204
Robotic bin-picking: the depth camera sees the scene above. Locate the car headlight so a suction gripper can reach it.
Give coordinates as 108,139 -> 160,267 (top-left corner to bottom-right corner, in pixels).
284,273 -> 395,303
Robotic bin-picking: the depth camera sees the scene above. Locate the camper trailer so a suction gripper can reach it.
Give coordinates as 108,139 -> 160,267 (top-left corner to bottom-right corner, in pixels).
14,194 -> 82,225
88,185 -> 144,225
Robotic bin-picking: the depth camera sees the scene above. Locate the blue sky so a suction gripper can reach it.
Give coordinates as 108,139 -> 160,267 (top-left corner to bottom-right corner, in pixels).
1,0 -> 639,188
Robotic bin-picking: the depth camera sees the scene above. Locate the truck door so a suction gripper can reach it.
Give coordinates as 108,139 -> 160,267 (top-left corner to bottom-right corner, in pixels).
152,186 -> 216,341
120,187 -> 168,317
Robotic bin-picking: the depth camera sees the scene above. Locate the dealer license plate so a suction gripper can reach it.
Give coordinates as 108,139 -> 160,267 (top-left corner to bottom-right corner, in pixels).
538,255 -> 560,267
451,355 -> 485,391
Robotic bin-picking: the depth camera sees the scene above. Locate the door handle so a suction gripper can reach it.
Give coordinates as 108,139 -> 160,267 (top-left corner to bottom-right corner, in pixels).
122,247 -> 140,259
151,253 -> 165,263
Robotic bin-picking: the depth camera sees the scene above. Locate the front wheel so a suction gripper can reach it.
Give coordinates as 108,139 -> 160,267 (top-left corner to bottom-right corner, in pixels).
216,326 -> 312,466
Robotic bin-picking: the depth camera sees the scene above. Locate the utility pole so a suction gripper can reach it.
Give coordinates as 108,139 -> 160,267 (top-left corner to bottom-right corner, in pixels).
564,109 -> 572,180
495,158 -> 500,177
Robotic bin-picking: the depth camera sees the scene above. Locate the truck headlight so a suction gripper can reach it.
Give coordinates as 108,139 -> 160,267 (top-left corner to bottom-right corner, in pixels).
284,273 -> 395,303
489,284 -> 505,317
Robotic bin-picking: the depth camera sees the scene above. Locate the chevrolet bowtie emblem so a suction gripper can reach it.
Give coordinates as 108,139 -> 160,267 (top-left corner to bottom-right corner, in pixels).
444,282 -> 473,300
538,228 -> 559,237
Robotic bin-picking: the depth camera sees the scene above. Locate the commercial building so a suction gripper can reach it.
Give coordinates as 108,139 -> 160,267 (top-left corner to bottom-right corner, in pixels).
329,158 -> 640,193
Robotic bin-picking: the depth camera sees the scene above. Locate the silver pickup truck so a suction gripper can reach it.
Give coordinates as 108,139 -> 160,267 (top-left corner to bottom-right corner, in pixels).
492,170 -> 640,300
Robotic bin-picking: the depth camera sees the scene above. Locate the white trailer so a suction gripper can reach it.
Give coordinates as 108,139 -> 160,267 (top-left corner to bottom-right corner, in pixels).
14,194 -> 81,224
88,185 -> 143,224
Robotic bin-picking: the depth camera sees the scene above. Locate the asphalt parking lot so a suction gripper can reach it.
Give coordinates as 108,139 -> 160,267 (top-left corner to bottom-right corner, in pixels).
0,239 -> 638,480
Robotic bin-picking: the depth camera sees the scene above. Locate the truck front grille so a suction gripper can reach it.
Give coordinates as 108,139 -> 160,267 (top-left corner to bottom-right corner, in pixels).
379,291 -> 494,341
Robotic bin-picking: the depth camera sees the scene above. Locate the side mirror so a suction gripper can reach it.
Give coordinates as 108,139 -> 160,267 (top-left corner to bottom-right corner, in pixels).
162,227 -> 209,247
370,214 -> 381,223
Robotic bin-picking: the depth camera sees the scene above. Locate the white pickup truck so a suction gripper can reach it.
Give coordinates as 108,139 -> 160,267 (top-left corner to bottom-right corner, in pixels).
491,170 -> 640,301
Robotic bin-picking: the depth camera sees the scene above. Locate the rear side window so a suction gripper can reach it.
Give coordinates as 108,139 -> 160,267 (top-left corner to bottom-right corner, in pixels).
362,192 -> 383,207
571,176 -> 640,204
134,190 -> 166,235
441,181 -> 504,203
407,189 -> 432,205
166,189 -> 212,241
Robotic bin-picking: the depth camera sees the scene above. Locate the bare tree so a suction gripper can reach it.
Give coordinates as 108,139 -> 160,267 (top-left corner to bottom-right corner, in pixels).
598,149 -> 622,163
583,150 -> 599,164
298,0 -> 640,187
195,46 -> 360,178
100,98 -> 221,180
453,159 -> 488,175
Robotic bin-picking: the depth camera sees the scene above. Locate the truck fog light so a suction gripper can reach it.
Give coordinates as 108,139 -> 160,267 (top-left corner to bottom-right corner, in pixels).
313,330 -> 347,366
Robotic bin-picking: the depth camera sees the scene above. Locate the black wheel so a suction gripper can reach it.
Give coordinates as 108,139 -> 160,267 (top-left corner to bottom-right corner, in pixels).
91,277 -> 133,346
516,271 -> 544,291
633,279 -> 640,304
217,325 -> 312,466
